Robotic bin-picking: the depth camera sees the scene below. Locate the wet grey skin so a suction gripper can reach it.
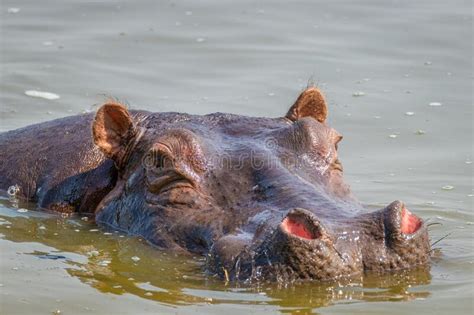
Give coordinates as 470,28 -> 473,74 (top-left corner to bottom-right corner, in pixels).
0,87 -> 431,282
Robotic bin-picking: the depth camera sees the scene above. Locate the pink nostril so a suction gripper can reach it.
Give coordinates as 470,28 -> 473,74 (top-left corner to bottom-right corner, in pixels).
401,207 -> 422,234
281,217 -> 317,240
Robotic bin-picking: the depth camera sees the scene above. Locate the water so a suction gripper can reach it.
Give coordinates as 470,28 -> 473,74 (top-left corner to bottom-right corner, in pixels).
0,0 -> 472,314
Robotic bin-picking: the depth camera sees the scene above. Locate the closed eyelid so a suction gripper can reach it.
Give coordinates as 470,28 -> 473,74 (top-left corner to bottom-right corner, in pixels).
150,131 -> 207,174
151,143 -> 173,157
331,130 -> 343,150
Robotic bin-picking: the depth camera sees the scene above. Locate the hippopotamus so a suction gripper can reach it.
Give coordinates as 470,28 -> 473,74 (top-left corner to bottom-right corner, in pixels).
0,87 -> 430,281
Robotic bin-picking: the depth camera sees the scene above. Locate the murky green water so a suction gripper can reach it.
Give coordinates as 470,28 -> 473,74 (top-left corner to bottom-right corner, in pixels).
1,0 -> 472,314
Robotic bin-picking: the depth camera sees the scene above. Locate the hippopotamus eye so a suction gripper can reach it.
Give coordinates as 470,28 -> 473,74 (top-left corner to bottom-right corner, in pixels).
332,158 -> 343,172
143,149 -> 174,171
333,131 -> 343,151
155,153 -> 174,170
145,147 -> 197,195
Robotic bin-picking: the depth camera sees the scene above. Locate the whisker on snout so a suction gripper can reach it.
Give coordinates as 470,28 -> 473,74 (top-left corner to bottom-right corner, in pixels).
430,232 -> 453,250
427,222 -> 443,230
423,218 -> 443,231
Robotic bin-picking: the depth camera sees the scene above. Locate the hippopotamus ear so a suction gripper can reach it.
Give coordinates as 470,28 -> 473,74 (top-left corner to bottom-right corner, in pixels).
285,87 -> 328,123
92,102 -> 137,161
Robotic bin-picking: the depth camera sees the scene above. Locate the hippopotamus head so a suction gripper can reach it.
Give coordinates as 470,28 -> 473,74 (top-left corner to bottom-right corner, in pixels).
91,87 -> 430,281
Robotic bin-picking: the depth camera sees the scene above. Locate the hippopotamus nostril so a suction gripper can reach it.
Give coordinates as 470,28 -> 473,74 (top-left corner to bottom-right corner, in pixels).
281,217 -> 318,240
383,200 -> 425,242
280,208 -> 324,240
400,207 -> 422,234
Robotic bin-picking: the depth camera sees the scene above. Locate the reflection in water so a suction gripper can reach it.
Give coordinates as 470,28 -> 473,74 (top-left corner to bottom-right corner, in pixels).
0,198 -> 431,314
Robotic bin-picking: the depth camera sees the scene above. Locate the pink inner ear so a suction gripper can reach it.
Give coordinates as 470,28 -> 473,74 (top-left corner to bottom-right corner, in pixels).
281,217 -> 315,240
401,207 -> 422,234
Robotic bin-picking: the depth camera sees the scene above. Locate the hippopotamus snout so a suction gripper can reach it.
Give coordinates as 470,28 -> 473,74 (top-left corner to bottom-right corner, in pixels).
270,202 -> 429,279
209,201 -> 430,282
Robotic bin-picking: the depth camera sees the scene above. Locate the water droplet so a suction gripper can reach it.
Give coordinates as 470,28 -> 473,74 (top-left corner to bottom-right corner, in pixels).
442,185 -> 454,190
89,229 -> 99,232
7,7 -> 21,14
145,292 -> 153,296
74,229 -> 80,232
98,260 -> 111,266
81,217 -> 88,221
25,90 -> 60,100
405,111 -> 415,116
17,209 -> 28,213
429,102 -> 442,107
389,134 -> 398,139
131,256 -> 141,262
87,250 -> 99,257
7,185 -> 20,196
352,91 -> 365,97
415,130 -> 426,135
39,226 -> 46,230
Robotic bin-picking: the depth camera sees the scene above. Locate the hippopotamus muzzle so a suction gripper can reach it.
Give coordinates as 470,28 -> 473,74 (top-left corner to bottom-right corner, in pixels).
210,201 -> 429,282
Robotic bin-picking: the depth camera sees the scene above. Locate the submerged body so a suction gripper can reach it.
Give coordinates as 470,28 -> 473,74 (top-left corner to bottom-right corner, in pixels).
0,88 -> 430,281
